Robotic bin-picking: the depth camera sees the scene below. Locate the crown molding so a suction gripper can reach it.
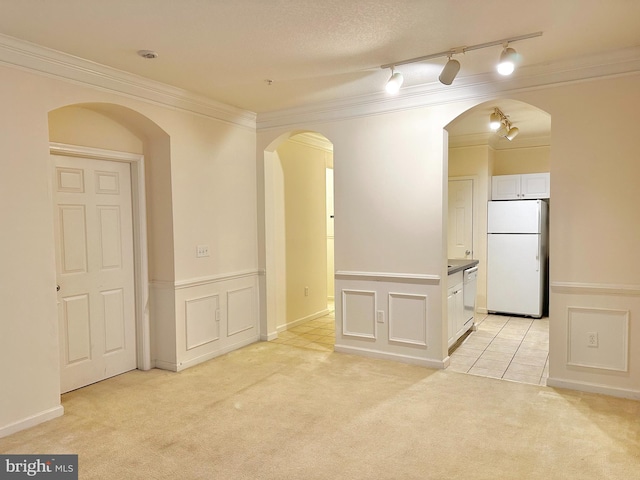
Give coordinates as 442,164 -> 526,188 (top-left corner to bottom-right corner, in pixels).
287,132 -> 334,152
257,45 -> 640,130
0,33 -> 257,129
448,132 -> 551,149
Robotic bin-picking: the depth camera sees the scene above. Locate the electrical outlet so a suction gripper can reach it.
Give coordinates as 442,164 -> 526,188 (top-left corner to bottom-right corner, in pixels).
304,286 -> 309,296
377,310 -> 385,324
587,331 -> 598,348
196,245 -> 210,257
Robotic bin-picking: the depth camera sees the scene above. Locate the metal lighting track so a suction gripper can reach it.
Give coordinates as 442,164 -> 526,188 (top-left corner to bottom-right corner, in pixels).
380,31 -> 543,69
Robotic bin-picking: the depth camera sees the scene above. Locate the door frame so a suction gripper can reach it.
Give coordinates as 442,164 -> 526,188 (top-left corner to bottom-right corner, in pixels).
50,142 -> 152,372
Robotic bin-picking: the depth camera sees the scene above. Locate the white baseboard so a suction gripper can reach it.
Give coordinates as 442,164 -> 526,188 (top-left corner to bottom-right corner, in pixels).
0,405 -> 64,438
546,377 -> 640,401
334,344 -> 446,369
261,331 -> 279,341
276,309 -> 331,333
155,335 -> 260,372
175,336 -> 260,372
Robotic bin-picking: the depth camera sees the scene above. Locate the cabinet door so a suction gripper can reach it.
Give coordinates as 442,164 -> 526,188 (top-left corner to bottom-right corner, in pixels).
454,288 -> 465,337
447,289 -> 455,347
491,175 -> 521,200
520,173 -> 550,199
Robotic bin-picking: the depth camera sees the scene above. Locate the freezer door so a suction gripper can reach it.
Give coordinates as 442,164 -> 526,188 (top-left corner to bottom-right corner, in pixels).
488,200 -> 542,234
487,233 -> 543,317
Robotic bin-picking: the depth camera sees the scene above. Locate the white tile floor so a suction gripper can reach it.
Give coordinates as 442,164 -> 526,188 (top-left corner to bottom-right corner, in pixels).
272,303 -> 549,387
448,313 -> 549,385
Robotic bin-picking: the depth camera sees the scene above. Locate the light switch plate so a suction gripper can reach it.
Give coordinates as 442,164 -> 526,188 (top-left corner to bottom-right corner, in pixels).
196,245 -> 210,257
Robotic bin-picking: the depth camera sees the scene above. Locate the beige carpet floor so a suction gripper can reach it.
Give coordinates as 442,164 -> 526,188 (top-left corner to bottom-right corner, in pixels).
1,341 -> 639,479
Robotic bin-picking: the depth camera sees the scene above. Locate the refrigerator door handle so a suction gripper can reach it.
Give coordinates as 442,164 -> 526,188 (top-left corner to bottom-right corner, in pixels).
536,241 -> 541,272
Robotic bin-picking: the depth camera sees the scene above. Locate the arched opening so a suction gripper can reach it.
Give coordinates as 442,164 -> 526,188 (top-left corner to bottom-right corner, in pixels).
445,99 -> 552,385
262,131 -> 335,350
48,103 -> 171,392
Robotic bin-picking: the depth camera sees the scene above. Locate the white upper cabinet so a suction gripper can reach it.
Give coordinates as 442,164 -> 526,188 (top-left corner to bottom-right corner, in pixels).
491,173 -> 550,200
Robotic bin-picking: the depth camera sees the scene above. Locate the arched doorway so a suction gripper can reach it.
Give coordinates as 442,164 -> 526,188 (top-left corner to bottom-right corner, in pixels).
262,131 -> 335,349
445,99 -> 552,385
48,103 -> 170,392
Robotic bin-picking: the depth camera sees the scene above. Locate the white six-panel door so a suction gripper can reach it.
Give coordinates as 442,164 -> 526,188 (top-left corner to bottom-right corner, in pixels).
53,154 -> 137,393
448,179 -> 473,259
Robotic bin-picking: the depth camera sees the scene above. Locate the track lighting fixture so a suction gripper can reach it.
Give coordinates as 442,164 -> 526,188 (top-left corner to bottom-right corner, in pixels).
489,109 -> 502,130
380,31 -> 541,91
497,45 -> 518,76
489,107 -> 520,141
438,56 -> 461,85
505,126 -> 519,141
385,67 -> 404,94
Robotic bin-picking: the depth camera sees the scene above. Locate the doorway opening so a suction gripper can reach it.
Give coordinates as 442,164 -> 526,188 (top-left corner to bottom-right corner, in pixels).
263,132 -> 335,351
445,99 -> 551,386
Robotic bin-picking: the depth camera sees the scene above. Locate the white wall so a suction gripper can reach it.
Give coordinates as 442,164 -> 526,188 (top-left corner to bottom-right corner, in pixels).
259,74 -> 640,398
0,64 -> 260,436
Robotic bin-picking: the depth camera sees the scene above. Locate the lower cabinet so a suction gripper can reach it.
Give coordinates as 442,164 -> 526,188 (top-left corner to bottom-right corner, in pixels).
447,270 -> 465,348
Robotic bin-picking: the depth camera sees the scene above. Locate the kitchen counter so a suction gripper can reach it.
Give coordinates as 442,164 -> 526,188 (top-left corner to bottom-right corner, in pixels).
447,258 -> 479,275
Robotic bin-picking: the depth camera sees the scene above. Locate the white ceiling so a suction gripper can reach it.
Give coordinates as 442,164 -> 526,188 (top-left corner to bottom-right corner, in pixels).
0,0 -> 638,140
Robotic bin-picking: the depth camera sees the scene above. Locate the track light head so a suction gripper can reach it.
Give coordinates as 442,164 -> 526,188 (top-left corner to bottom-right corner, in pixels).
489,111 -> 502,130
506,126 -> 520,141
497,46 -> 518,75
438,58 -> 460,85
385,69 -> 404,94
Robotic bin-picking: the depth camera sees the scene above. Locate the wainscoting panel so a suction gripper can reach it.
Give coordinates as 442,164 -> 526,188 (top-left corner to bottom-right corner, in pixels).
153,271 -> 260,372
388,293 -> 428,347
567,306 -> 629,372
185,294 -> 220,350
548,281 -> 640,399
342,289 -> 377,339
227,286 -> 256,337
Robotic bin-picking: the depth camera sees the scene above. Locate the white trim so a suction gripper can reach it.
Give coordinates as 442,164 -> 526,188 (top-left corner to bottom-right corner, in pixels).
546,377 -> 640,401
157,335 -> 260,372
334,344 -> 446,369
341,289 -> 377,339
287,132 -> 334,152
276,308 -> 331,333
0,405 -> 64,439
388,292 -> 428,347
0,33 -> 256,129
566,306 -> 629,372
149,269 -> 264,289
336,270 -> 440,284
50,143 -> 152,371
174,269 -> 263,289
550,281 -> 640,296
2,32 -> 638,132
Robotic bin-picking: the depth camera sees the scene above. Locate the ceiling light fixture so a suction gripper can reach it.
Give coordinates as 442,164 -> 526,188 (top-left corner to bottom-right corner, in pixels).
505,126 -> 519,141
490,107 -> 520,141
489,109 -> 502,130
385,67 -> 404,94
497,45 -> 518,76
438,55 -> 461,85
380,31 -> 541,90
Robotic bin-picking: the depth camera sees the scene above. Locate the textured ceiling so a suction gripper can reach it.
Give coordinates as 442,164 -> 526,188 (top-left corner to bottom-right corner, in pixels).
0,0 -> 638,142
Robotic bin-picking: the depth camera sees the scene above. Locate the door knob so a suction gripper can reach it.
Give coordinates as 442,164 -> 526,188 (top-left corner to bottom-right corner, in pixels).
56,285 -> 60,292
465,250 -> 471,256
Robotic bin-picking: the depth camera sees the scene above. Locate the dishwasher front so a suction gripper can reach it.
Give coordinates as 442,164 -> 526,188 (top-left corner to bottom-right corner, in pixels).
463,266 -> 478,328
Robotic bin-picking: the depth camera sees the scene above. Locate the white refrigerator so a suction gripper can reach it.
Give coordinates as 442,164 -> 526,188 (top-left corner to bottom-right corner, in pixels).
487,200 -> 548,318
